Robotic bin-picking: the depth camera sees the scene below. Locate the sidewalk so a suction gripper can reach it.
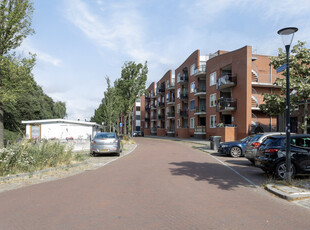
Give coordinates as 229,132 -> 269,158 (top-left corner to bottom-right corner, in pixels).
145,135 -> 310,200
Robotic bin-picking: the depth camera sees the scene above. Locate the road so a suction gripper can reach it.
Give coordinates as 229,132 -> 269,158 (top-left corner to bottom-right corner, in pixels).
0,137 -> 310,230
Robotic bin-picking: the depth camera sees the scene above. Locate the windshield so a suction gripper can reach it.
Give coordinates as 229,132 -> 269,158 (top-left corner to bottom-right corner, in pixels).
95,133 -> 116,139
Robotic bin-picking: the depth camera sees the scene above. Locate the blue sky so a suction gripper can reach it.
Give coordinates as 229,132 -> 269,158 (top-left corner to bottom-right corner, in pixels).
19,0 -> 310,121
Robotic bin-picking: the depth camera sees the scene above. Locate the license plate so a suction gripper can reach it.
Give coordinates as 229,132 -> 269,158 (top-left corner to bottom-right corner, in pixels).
100,149 -> 109,152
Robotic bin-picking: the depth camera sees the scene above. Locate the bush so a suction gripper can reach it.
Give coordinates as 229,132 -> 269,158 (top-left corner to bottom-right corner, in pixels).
4,130 -> 22,146
0,139 -> 74,176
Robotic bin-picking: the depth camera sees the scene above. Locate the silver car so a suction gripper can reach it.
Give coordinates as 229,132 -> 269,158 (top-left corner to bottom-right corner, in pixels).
244,132 -> 285,164
90,132 -> 122,156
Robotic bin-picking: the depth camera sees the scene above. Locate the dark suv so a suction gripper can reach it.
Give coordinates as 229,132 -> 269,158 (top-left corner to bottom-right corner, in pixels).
255,134 -> 310,179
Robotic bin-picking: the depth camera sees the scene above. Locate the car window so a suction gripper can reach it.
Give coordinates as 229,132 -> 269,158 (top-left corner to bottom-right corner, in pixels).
95,133 -> 116,139
262,137 -> 285,147
249,134 -> 263,143
292,137 -> 310,148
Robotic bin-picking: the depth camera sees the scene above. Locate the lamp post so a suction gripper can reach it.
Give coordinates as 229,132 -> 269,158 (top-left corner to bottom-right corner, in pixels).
277,27 -> 298,183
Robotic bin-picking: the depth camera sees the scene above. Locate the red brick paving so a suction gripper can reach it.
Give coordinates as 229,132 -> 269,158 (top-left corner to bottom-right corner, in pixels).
0,138 -> 310,229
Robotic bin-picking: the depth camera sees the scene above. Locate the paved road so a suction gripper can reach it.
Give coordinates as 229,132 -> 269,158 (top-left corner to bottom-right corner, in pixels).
0,138 -> 310,230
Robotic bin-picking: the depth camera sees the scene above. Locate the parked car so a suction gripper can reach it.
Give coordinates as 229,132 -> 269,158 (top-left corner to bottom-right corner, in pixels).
132,131 -> 144,137
90,132 -> 122,156
218,135 -> 256,157
255,134 -> 310,179
244,132 -> 285,164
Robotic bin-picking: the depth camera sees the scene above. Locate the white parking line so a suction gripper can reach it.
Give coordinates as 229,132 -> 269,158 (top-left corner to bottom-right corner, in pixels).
208,154 -> 259,188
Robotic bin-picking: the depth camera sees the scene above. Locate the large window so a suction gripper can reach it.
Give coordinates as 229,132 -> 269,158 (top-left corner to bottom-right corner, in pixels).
210,72 -> 217,86
136,106 -> 141,111
210,93 -> 217,107
190,117 -> 195,129
210,115 -> 216,128
190,82 -> 195,93
177,88 -> 181,98
190,64 -> 195,76
177,119 -> 181,128
177,104 -> 180,113
190,100 -> 195,111
177,73 -> 181,83
166,107 -> 169,115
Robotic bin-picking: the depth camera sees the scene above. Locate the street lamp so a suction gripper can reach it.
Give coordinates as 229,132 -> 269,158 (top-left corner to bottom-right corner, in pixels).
277,27 -> 298,183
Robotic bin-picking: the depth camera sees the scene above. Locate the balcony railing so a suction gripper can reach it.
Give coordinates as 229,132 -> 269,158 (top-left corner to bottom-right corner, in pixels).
193,65 -> 206,77
180,110 -> 188,117
180,93 -> 188,101
194,88 -> 206,96
216,74 -> 237,90
216,98 -> 237,112
167,111 -> 175,118
158,115 -> 165,120
157,86 -> 165,94
167,82 -> 175,90
179,74 -> 188,84
158,102 -> 165,108
195,126 -> 206,133
151,105 -> 157,110
167,98 -> 175,104
195,106 -> 206,113
151,116 -> 157,120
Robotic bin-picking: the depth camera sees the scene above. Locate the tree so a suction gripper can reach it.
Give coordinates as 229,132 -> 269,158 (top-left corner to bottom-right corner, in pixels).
53,101 -> 67,119
260,41 -> 310,133
0,0 -> 35,147
116,61 -> 148,135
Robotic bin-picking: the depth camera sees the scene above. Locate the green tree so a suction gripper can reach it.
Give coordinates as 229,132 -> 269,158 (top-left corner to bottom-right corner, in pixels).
53,101 -> 67,119
260,41 -> 310,133
116,61 -> 148,135
0,0 -> 35,147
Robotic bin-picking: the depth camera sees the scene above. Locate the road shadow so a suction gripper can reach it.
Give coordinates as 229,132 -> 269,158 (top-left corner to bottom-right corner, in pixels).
169,161 -> 258,191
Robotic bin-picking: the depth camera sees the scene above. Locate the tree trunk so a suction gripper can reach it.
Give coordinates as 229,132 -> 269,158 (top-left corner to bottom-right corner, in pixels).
0,103 -> 3,148
304,100 -> 308,134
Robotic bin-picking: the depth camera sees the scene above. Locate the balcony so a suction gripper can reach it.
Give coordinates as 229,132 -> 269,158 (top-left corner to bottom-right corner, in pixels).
179,74 -> 188,85
151,116 -> 157,121
194,88 -> 206,97
157,86 -> 165,94
180,93 -> 188,101
145,117 -> 150,122
167,98 -> 175,105
194,106 -> 206,115
193,65 -> 206,79
167,111 -> 175,119
158,115 -> 165,120
194,126 -> 206,133
216,74 -> 237,90
158,102 -> 165,108
180,110 -> 188,117
167,82 -> 175,90
216,98 -> 237,112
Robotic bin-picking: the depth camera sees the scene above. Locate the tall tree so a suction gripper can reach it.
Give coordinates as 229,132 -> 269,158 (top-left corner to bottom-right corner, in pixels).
117,61 -> 148,135
0,0 -> 34,146
260,41 -> 310,133
53,101 -> 67,119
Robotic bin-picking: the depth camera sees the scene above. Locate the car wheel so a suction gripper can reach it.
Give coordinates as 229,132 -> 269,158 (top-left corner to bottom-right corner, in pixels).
230,147 -> 242,158
91,152 -> 97,157
275,161 -> 296,179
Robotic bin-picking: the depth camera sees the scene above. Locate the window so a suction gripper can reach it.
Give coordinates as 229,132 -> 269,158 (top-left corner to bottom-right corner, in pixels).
136,106 -> 140,111
190,117 -> 195,129
155,100 -> 157,106
162,96 -> 165,103
210,94 -> 216,107
166,80 -> 169,88
166,93 -> 169,100
136,115 -> 141,120
190,100 -> 195,111
177,88 -> 181,98
190,82 -> 195,93
158,97 -> 161,103
177,73 -> 181,83
158,109 -> 160,115
190,64 -> 195,76
166,107 -> 169,115
177,104 -> 180,113
157,121 -> 160,127
136,97 -> 141,102
177,119 -> 181,128
210,115 -> 216,128
166,121 -> 169,129
145,123 -> 148,128
210,72 -> 217,86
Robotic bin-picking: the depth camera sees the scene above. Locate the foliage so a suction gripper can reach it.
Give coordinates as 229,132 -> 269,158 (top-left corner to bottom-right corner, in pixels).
0,0 -> 35,147
260,41 -> 310,133
0,139 -> 74,176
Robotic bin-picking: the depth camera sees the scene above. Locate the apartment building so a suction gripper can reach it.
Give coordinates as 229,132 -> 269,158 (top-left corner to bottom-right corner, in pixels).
134,46 -> 284,141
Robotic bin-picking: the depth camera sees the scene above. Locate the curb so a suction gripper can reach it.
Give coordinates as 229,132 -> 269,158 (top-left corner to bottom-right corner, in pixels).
265,183 -> 310,200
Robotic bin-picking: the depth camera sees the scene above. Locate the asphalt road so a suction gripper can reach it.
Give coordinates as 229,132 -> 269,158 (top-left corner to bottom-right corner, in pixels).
0,137 -> 310,230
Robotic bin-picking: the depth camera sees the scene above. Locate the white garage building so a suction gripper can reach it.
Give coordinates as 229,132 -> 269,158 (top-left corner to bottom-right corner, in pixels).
22,119 -> 102,140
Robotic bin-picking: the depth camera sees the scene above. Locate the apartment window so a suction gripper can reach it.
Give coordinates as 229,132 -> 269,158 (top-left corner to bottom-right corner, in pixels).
158,97 -> 161,103
136,98 -> 141,102
210,93 -> 216,107
190,64 -> 195,76
190,82 -> 195,93
177,88 -> 181,98
157,121 -> 160,127
151,90 -> 153,96
190,117 -> 195,129
177,119 -> 181,128
210,115 -> 216,128
210,72 -> 217,86
190,100 -> 195,111
136,106 -> 140,111
177,73 -> 181,83
158,109 -> 160,115
166,121 -> 169,129
166,93 -> 169,100
162,96 -> 165,103
177,103 -> 180,113
166,107 -> 169,115
151,111 -> 153,117
136,115 -> 141,120
145,123 -> 148,128
151,122 -> 154,128
166,80 -> 169,88
155,100 -> 157,106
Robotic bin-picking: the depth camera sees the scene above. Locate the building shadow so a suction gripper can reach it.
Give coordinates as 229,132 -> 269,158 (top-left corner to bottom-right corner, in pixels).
169,161 -> 258,191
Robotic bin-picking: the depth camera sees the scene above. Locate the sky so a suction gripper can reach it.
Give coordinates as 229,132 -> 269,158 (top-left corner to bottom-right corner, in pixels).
18,0 -> 310,121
